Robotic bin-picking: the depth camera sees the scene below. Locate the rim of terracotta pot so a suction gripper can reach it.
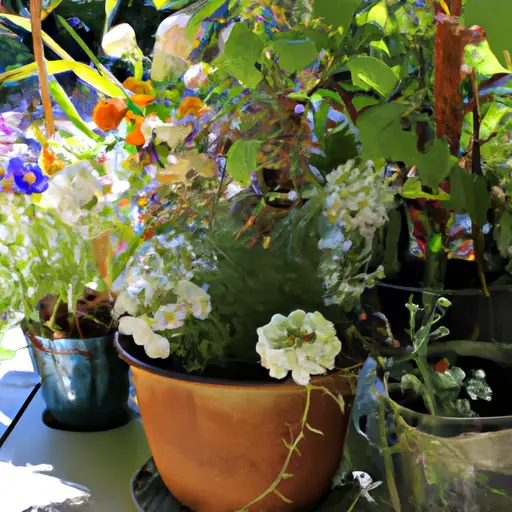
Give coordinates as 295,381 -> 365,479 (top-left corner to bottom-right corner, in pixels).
115,333 -> 356,391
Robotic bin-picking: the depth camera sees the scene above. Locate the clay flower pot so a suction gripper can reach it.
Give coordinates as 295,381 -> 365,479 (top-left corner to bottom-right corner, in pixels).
116,334 -> 355,512
28,332 -> 131,431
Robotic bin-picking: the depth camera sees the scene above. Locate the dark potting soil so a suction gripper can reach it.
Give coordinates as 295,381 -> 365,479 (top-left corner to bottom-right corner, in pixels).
123,337 -> 276,384
37,291 -> 114,339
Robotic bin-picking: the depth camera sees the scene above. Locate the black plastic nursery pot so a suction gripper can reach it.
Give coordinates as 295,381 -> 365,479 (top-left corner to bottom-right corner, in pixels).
27,332 -> 131,431
376,282 -> 512,347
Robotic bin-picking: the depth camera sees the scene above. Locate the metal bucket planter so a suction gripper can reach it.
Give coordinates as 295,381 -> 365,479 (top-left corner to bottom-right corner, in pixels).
28,332 -> 131,431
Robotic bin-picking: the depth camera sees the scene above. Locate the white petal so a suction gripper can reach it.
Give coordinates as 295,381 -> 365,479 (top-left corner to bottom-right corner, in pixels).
118,316 -> 146,336
291,368 -> 311,386
144,333 -> 170,359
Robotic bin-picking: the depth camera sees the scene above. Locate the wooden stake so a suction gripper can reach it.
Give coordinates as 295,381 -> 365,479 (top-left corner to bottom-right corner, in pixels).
30,0 -> 55,138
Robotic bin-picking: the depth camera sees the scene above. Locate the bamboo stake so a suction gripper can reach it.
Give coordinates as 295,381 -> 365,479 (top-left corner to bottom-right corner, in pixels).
30,0 -> 55,137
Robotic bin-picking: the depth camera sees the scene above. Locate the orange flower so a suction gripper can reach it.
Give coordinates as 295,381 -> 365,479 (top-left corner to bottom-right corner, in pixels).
41,147 -> 65,175
125,115 -> 145,146
123,77 -> 152,95
131,94 -> 156,107
119,198 -> 131,208
92,98 -> 128,131
176,96 -> 207,119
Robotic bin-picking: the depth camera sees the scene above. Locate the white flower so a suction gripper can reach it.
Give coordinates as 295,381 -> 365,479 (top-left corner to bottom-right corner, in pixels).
152,13 -> 193,82
102,23 -> 139,58
39,161 -> 102,224
153,303 -> 187,330
256,310 -> 342,386
140,115 -> 193,151
118,315 -> 170,359
352,471 -> 382,503
113,291 -> 138,320
183,62 -> 211,90
175,280 -> 212,319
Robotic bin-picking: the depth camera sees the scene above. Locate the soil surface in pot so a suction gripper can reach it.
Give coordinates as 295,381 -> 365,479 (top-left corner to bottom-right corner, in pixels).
36,290 -> 114,339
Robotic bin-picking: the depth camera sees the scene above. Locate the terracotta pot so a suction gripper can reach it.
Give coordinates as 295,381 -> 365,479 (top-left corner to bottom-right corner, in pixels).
115,334 -> 355,512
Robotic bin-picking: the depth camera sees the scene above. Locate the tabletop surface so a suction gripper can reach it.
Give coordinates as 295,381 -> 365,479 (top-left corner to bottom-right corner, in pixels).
0,329 -> 151,512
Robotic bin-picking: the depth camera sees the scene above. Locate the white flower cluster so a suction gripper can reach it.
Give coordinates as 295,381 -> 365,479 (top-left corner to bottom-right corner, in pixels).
256,310 -> 342,386
114,280 -> 212,359
318,160 -> 395,306
323,159 -> 392,246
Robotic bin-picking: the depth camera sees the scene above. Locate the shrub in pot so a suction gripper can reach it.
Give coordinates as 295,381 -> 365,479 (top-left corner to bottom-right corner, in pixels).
102,2 -> 402,510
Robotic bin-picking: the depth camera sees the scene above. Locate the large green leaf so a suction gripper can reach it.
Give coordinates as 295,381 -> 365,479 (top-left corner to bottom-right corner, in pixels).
312,0 -> 360,34
0,60 -> 125,97
0,13 -> 73,60
358,103 -> 454,188
223,22 -> 264,88
48,80 -> 100,140
465,41 -> 509,75
464,0 -> 512,66
402,178 -> 451,200
272,40 -> 318,73
226,140 -> 261,186
347,55 -> 398,97
441,166 -> 489,227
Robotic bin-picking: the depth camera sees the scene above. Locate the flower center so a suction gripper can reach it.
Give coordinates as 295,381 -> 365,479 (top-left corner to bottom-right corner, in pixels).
23,172 -> 37,185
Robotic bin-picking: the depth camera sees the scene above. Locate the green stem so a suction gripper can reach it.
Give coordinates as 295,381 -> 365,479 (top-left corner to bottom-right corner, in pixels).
414,355 -> 437,416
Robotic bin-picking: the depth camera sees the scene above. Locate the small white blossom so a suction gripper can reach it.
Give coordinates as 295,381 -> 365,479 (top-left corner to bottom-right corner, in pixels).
153,303 -> 187,330
118,315 -> 170,359
183,62 -> 211,90
352,471 -> 382,504
113,291 -> 139,320
256,310 -> 342,386
175,280 -> 212,320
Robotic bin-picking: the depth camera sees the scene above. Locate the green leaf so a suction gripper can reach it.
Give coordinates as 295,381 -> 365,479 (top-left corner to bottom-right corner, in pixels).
282,473 -> 294,480
187,0 -> 227,40
370,39 -> 391,57
496,212 -> 512,256
48,80 -> 100,141
306,422 -> 325,436
272,40 -> 317,73
465,41 -> 509,75
314,102 -> 330,148
310,88 -> 344,105
441,166 -> 489,227
480,102 -> 508,139
401,178 -> 451,200
347,55 -> 398,97
464,0 -> 512,67
367,1 -> 389,31
223,23 -> 264,88
358,103 -> 453,188
0,347 -> 16,361
226,140 -> 261,186
353,23 -> 385,50
0,60 -> 125,97
312,0 -> 360,34
0,13 -> 73,61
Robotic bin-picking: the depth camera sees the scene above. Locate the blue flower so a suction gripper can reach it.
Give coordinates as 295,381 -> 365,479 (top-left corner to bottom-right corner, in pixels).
9,159 -> 49,194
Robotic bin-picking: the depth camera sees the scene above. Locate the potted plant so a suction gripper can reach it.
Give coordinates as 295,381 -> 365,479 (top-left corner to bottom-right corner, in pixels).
0,4 -> 151,430
108,1 -> 399,510
332,0 -> 512,509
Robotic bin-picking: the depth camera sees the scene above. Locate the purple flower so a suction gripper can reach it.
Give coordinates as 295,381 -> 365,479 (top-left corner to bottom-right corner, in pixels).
9,160 -> 49,195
